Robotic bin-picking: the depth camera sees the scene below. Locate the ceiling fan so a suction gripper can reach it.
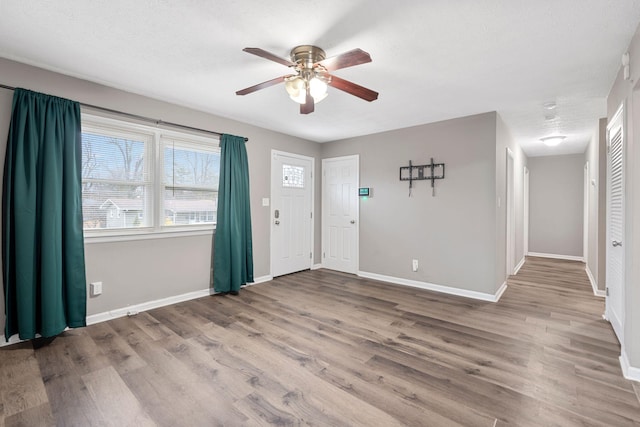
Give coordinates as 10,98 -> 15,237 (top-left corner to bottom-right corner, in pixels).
236,45 -> 379,114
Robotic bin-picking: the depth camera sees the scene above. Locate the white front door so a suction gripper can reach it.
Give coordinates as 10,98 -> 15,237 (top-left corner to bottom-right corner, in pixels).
322,155 -> 359,274
271,151 -> 313,277
606,106 -> 625,343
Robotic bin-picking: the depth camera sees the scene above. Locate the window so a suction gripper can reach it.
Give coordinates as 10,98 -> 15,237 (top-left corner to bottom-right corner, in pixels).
282,164 -> 305,188
81,115 -> 219,236
162,136 -> 219,227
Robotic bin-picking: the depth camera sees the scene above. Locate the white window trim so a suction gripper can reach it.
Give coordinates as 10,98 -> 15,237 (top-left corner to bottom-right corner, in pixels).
81,113 -> 219,243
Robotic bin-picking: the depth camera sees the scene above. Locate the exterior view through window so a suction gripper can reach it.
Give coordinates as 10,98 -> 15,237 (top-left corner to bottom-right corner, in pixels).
81,116 -> 220,233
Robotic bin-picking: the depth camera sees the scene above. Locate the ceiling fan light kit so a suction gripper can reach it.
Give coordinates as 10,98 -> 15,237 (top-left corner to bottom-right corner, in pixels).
236,44 -> 378,114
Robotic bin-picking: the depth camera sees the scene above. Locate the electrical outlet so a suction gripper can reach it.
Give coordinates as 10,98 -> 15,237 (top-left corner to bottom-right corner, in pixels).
412,259 -> 419,272
90,281 -> 102,296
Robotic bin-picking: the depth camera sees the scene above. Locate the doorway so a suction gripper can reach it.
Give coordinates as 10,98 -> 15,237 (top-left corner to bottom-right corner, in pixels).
322,155 -> 359,274
584,161 -> 590,263
506,148 -> 516,275
270,150 -> 314,277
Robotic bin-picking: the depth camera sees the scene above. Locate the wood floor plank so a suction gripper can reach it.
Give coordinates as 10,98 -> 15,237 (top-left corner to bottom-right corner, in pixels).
85,321 -> 147,375
81,366 -> 156,427
0,343 -> 49,420
122,337 -> 249,426
3,402 -> 55,427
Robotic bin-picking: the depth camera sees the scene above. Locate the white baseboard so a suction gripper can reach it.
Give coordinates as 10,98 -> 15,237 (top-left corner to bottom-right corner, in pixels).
357,271 -> 506,303
0,333 -> 38,347
620,349 -> 640,383
88,275 -> 274,325
87,287 -> 215,325
585,265 -> 605,297
2,275 -> 275,347
2,288 -> 212,347
252,275 -> 273,285
495,281 -> 508,302
311,264 -> 323,270
513,257 -> 525,275
527,252 -> 584,262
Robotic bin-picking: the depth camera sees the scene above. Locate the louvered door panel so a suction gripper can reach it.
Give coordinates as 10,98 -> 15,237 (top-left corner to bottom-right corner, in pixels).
606,111 -> 624,343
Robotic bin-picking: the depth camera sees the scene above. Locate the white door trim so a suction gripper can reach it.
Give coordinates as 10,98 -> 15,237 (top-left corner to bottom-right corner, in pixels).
506,148 -> 515,275
321,155 -> 360,273
524,167 -> 529,255
270,150 -> 315,277
584,161 -> 590,263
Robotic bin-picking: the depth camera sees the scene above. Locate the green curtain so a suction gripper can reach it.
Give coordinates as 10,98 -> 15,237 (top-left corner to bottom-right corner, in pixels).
212,134 -> 254,293
2,88 -> 87,341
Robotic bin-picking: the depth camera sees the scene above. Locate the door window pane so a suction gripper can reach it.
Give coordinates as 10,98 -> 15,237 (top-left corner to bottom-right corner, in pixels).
282,164 -> 304,188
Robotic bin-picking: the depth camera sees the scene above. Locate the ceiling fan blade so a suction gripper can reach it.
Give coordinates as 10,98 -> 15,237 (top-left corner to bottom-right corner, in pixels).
317,48 -> 372,71
328,75 -> 378,102
300,91 -> 314,114
242,47 -> 296,67
236,75 -> 290,96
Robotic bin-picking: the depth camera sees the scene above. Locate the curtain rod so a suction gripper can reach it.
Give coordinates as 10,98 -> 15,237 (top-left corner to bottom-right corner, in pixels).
0,83 -> 248,142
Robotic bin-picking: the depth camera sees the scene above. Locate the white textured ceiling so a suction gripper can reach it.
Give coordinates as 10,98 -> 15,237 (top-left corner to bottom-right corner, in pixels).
1,1 -> 639,157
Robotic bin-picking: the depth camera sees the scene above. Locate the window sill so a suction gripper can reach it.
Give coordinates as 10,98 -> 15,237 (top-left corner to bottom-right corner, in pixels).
84,227 -> 215,244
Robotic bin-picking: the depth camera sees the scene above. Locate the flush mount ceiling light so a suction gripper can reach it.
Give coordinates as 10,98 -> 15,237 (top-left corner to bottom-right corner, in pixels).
236,45 -> 378,114
540,136 -> 566,147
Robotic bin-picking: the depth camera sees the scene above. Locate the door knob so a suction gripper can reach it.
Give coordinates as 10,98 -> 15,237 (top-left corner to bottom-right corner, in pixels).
275,220 -> 280,225
612,240 -> 622,247
350,220 -> 355,224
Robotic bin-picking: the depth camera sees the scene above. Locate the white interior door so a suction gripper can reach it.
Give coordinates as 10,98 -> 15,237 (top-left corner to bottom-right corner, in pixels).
322,155 -> 359,274
271,151 -> 313,277
606,106 -> 625,343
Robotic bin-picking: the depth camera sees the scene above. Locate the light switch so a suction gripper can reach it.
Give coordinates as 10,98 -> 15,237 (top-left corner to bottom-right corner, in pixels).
262,198 -> 270,207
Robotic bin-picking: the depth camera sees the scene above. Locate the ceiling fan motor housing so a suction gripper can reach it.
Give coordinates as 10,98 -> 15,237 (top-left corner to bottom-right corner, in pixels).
290,45 -> 326,68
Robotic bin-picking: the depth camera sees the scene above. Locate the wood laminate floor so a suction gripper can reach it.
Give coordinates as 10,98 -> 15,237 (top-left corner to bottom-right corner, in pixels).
1,256 -> 639,426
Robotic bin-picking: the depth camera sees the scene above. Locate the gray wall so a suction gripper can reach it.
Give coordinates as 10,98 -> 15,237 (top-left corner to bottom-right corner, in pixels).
321,112 -> 500,295
607,20 -> 640,370
0,58 -> 322,334
528,154 -> 584,257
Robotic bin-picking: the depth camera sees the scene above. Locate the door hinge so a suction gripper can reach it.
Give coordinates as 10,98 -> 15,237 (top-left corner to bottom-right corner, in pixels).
310,212 -> 313,219
607,146 -> 610,154
606,287 -> 609,296
323,252 -> 325,258
310,252 -> 312,259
